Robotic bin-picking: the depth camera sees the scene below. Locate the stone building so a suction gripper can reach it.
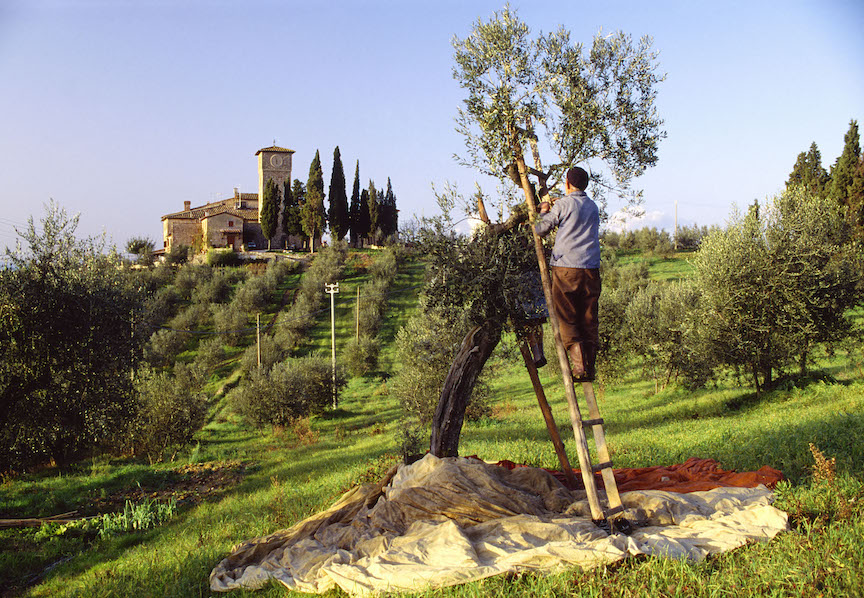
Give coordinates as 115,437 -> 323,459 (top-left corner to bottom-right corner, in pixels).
161,145 -> 300,252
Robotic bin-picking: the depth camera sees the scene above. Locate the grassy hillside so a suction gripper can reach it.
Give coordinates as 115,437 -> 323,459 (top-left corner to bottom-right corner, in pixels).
2,249 -> 862,597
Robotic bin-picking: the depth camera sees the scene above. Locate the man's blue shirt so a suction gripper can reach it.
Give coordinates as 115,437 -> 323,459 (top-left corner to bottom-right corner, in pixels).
533,190 -> 601,268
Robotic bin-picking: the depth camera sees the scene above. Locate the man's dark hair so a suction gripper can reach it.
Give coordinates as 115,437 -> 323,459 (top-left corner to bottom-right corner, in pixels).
566,167 -> 589,190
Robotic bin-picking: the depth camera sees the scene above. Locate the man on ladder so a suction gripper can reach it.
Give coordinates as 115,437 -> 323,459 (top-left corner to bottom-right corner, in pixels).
534,166 -> 601,382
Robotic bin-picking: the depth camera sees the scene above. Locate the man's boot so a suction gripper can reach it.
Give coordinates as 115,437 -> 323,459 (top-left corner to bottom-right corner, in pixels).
568,342 -> 586,378
527,326 -> 546,368
581,343 -> 597,382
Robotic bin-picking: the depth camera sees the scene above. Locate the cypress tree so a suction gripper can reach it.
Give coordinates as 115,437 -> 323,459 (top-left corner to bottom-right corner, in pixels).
828,120 -> 861,211
787,142 -> 829,197
357,188 -> 371,244
291,179 -> 308,248
301,150 -> 326,253
380,177 -> 398,239
349,161 -> 361,247
260,178 -> 280,249
328,147 -> 350,242
367,180 -> 379,244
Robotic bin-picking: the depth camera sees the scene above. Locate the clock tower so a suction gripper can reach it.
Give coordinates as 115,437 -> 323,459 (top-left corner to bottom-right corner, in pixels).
255,145 -> 295,203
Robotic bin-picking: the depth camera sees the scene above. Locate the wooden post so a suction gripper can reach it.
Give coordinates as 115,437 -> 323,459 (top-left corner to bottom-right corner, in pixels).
519,342 -> 577,487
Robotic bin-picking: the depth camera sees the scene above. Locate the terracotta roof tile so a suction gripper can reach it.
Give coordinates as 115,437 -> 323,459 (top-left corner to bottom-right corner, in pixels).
255,145 -> 295,155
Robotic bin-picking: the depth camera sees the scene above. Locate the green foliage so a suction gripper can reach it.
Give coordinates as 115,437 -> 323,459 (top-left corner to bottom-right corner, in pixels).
93,497 -> 179,539
228,357 -> 346,427
343,335 -> 381,377
452,5 -> 665,206
367,180 -> 380,244
128,364 -> 208,462
596,253 -> 651,380
624,279 -> 714,389
283,179 -> 305,242
192,336 -> 226,375
787,141 -> 830,197
205,248 -> 240,268
327,146 -> 350,241
0,201 -> 147,471
126,236 -> 155,265
260,178 -> 280,248
693,187 -> 863,391
143,328 -> 189,368
191,268 -> 233,304
165,243 -> 189,265
827,119 -> 860,211
211,303 -> 248,346
349,160 -> 363,245
301,150 -> 326,249
379,177 -> 398,240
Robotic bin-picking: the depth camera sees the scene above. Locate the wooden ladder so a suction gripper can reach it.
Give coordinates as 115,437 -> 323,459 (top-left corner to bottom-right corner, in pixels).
520,341 -> 629,531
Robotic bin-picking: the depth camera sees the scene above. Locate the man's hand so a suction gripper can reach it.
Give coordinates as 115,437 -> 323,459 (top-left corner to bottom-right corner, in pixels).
539,201 -> 551,214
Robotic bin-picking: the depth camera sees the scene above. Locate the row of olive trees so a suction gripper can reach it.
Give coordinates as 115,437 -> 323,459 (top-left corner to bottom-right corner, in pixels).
343,247 -> 404,376
602,224 -> 720,254
229,244 -> 348,428
606,187 -> 863,393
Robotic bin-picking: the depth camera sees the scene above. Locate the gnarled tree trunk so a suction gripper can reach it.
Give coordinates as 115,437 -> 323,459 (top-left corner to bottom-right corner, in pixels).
430,320 -> 502,457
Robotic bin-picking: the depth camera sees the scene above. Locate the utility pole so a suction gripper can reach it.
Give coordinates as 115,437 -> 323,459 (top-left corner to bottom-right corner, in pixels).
325,282 -> 340,408
256,314 -> 261,368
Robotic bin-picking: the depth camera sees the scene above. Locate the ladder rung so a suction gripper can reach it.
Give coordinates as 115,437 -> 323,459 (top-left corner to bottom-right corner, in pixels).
581,417 -> 604,427
605,505 -> 625,517
591,461 -> 613,473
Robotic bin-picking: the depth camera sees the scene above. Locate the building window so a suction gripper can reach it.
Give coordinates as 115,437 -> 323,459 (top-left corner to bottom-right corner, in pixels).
228,220 -> 234,227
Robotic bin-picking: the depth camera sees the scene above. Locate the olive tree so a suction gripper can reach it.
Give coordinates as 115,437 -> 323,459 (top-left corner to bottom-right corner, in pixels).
693,188 -> 863,393
0,201 -> 148,470
421,6 -> 665,456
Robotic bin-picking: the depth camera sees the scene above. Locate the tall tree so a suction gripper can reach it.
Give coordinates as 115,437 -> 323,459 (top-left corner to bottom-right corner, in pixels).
453,6 -> 665,210
327,146 -> 350,242
367,180 -> 380,244
301,150 -> 326,253
0,201 -> 146,470
289,179 -> 308,248
260,178 -> 280,249
430,5 -> 666,457
827,120 -> 861,211
282,179 -> 304,247
348,160 -> 361,247
787,142 -> 829,197
357,188 -> 371,245
849,155 -> 864,242
379,177 -> 398,239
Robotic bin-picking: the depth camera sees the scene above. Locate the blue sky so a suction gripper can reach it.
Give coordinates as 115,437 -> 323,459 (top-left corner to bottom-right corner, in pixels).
1,0 -> 862,251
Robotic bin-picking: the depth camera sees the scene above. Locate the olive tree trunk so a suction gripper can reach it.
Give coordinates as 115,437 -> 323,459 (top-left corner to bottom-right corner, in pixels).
429,320 -> 502,457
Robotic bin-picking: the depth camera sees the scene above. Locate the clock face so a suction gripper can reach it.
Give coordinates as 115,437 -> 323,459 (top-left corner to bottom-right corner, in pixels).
270,154 -> 283,167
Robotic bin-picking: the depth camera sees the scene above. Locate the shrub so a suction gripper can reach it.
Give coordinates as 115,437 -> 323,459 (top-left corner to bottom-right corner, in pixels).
192,336 -> 226,375
168,302 -> 211,331
165,244 -> 190,265
144,328 -> 189,368
624,279 -> 715,389
229,356 -> 346,427
343,335 -> 381,377
143,285 -> 183,327
128,364 -> 208,462
173,263 -> 212,300
191,270 -> 233,304
240,335 -> 286,374
231,274 -> 275,314
206,248 -> 240,267
211,304 -> 249,346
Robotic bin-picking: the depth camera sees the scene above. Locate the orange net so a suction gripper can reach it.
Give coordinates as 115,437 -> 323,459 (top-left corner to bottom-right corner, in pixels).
496,457 -> 784,493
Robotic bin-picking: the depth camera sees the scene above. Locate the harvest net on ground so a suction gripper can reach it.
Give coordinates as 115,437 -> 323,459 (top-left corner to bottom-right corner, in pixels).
211,454 -> 787,595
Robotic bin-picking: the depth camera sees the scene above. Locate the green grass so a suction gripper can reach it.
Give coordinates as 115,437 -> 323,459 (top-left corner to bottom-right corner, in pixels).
3,249 -> 863,597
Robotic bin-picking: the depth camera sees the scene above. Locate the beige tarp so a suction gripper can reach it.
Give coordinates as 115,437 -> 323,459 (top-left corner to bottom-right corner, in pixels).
210,454 -> 788,595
